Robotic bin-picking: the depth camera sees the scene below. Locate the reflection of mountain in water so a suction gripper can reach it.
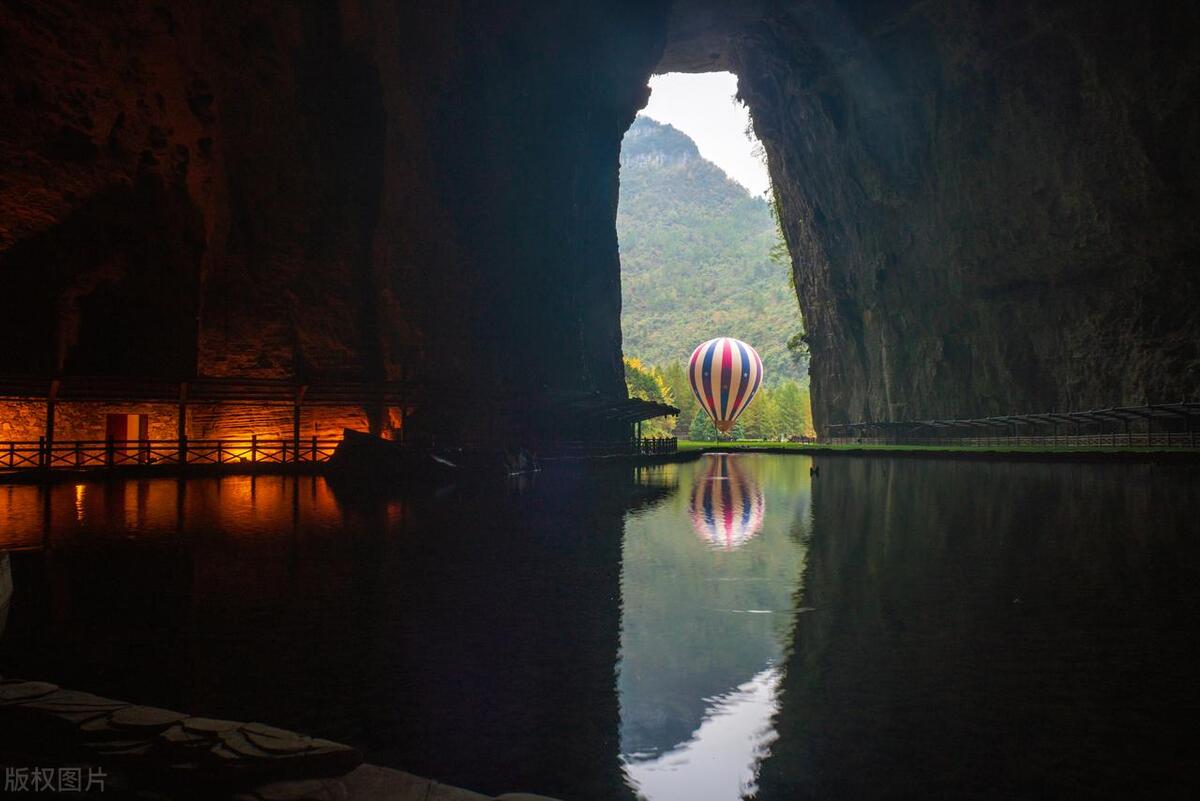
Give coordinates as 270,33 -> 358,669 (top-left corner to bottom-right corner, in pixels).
619,454 -> 810,794
0,552 -> 11,639
689,455 -> 765,551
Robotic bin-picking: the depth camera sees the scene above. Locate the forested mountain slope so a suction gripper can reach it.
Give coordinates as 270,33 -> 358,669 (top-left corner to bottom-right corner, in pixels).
617,116 -> 806,384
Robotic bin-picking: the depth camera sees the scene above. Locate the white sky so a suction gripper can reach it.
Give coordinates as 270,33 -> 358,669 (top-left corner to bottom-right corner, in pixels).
640,72 -> 771,198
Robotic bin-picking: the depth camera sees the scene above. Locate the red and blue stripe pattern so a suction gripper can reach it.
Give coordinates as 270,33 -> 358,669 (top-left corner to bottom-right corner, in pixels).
687,337 -> 764,433
689,455 -> 765,550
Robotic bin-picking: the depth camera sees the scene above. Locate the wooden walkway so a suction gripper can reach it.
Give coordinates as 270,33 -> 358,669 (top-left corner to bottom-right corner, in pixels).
1,437 -> 341,470
0,436 -> 678,473
827,402 -> 1200,447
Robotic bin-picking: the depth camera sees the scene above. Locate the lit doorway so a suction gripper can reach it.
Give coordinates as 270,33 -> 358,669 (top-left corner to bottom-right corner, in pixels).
105,413 -> 149,460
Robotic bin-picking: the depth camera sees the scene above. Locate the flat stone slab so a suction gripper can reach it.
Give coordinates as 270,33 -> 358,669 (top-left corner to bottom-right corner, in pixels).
183,716 -> 243,734
0,676 -> 361,791
239,778 -> 350,801
339,765 -> 491,801
0,680 -> 60,704
0,677 -> 563,801
110,705 -> 189,730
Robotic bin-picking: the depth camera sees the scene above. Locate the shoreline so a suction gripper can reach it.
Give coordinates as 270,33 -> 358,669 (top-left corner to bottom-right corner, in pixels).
682,442 -> 1200,464
5,442 -> 1198,484
0,449 -> 705,486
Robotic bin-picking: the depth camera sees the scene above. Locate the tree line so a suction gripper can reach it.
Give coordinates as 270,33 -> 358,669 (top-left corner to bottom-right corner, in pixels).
625,357 -> 815,441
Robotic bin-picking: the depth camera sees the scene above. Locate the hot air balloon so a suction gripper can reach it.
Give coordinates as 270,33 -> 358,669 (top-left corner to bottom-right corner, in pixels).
687,337 -> 763,434
689,455 -> 765,550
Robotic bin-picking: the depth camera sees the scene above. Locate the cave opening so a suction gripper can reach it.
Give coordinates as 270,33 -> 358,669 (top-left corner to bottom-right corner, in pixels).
617,71 -> 812,443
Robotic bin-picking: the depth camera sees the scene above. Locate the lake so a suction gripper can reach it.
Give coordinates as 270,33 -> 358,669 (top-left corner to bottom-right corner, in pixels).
1,454 -> 1197,799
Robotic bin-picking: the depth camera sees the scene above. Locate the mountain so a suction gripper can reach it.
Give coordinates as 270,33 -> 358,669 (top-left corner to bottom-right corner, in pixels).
617,115 -> 806,384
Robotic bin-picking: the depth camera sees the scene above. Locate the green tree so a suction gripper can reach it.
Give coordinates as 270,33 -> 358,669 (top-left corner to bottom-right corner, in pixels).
797,385 -> 815,437
760,391 -> 783,439
748,387 -> 783,440
625,356 -> 676,437
660,360 -> 698,437
775,381 -> 805,437
744,387 -> 767,439
688,408 -> 718,441
687,408 -> 744,442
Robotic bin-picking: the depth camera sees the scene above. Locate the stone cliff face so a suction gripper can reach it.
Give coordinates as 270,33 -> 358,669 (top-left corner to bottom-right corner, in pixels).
0,3 -> 377,379
3,0 -> 1197,437
0,0 -> 668,438
713,1 -> 1200,427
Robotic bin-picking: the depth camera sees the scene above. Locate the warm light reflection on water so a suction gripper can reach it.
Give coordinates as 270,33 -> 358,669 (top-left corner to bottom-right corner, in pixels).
0,475 -> 345,548
0,484 -> 43,550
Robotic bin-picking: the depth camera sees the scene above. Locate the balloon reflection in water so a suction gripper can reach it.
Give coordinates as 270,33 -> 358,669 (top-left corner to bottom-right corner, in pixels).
688,455 -> 765,550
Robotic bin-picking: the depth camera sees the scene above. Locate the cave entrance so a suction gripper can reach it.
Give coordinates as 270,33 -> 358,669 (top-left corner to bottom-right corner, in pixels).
617,71 -> 812,443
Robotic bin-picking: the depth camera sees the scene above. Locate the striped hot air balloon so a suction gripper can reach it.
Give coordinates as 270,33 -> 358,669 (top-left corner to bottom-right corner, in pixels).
689,455 -> 765,550
687,337 -> 764,434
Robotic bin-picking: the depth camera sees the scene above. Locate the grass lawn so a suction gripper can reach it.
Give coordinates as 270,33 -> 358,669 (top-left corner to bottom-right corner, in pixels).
678,440 -> 1199,455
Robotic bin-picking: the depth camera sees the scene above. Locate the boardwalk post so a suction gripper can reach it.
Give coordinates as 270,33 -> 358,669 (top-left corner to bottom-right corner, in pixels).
178,381 -> 188,465
311,436 -> 317,462
106,436 -> 115,466
44,378 -> 59,466
293,385 -> 307,464
38,436 -> 46,468
251,434 -> 258,464
75,441 -> 81,467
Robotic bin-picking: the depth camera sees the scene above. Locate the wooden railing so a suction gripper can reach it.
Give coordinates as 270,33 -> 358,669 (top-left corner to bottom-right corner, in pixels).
535,437 -> 677,458
635,436 -> 677,455
826,432 -> 1199,448
0,435 -> 679,470
1,437 -> 341,470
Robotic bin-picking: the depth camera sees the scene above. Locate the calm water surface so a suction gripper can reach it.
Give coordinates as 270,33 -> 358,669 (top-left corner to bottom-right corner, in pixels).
1,455 -> 1198,800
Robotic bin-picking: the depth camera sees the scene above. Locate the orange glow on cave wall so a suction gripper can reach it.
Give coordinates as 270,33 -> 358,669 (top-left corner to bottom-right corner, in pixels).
0,400 -> 376,443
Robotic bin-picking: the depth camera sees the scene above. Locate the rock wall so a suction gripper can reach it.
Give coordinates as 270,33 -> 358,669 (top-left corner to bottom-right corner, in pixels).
725,0 -> 1200,428
0,0 -> 670,439
5,0 -> 1197,437
0,401 -> 43,441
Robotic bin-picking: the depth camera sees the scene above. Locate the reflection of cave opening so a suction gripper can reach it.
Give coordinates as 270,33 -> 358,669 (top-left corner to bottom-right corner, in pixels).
618,454 -> 811,801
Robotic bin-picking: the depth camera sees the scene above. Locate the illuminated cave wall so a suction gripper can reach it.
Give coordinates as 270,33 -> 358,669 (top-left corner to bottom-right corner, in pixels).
55,403 -> 178,441
0,400 -> 370,443
185,405 -> 371,441
0,401 -> 44,441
